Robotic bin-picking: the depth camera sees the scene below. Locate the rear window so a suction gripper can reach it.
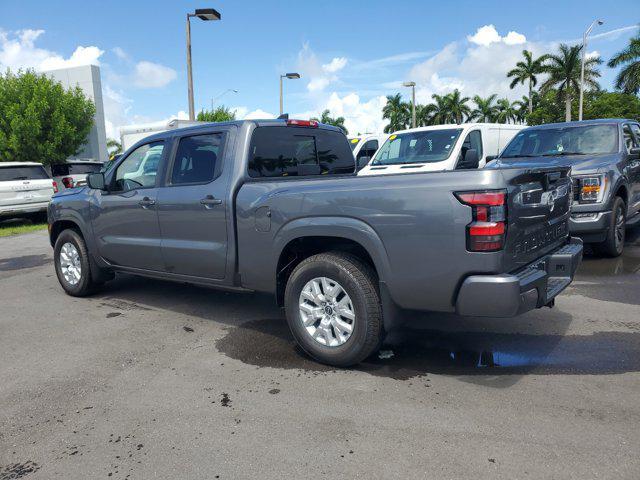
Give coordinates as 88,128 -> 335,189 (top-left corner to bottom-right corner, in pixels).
0,166 -> 50,181
51,163 -> 103,176
248,127 -> 355,178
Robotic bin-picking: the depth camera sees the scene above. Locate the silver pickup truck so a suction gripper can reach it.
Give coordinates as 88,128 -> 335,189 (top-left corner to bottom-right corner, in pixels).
48,119 -> 582,366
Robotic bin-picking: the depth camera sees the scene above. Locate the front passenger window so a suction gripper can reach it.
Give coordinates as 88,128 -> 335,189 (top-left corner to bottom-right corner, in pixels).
114,141 -> 164,192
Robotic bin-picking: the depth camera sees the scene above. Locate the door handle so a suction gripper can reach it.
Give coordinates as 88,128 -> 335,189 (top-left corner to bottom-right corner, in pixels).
200,195 -> 223,208
138,196 -> 156,208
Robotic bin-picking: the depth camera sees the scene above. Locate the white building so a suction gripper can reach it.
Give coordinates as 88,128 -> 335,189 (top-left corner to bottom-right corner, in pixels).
44,65 -> 108,162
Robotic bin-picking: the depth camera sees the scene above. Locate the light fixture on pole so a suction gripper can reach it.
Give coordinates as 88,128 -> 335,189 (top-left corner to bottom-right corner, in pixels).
403,81 -> 417,128
186,8 -> 222,121
579,19 -> 603,121
280,73 -> 301,115
211,89 -> 238,110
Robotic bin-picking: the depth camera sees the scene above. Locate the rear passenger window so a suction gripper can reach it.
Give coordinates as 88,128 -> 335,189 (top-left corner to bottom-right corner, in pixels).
171,133 -> 224,185
248,127 -> 355,178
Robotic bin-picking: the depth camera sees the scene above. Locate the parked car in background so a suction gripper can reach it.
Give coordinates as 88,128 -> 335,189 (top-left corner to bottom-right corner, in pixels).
0,162 -> 56,222
348,134 -> 388,170
487,119 -> 640,257
52,160 -> 104,191
358,123 -> 524,175
49,119 -> 581,366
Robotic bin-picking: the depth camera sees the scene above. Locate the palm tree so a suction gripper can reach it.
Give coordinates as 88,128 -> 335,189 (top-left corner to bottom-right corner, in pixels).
446,89 -> 471,124
311,109 -> 348,135
470,94 -> 498,122
507,50 -> 546,114
607,29 -> 640,95
425,94 -> 452,125
382,94 -> 411,133
495,98 -> 519,124
540,43 -> 601,122
106,138 -> 122,156
512,97 -> 529,124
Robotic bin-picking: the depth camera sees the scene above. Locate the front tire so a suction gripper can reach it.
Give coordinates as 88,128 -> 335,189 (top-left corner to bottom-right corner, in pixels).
54,229 -> 100,296
594,196 -> 626,257
284,252 -> 383,367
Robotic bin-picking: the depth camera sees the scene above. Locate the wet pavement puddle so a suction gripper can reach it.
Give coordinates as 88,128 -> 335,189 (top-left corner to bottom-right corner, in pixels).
217,319 -> 640,380
0,254 -> 51,272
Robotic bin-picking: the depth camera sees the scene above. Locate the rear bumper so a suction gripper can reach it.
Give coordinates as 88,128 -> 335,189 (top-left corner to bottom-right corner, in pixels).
569,210 -> 611,243
455,237 -> 583,317
0,202 -> 50,217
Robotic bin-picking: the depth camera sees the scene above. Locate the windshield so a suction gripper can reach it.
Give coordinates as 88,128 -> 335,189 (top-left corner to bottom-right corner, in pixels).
372,129 -> 462,165
348,138 -> 361,151
501,124 -> 618,158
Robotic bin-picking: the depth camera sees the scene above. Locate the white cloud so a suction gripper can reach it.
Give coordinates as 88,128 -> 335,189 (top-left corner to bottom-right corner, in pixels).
242,108 -> 276,120
0,29 -> 103,71
132,61 -> 177,88
586,50 -> 600,60
112,46 -> 129,61
322,57 -> 347,73
467,25 -> 527,46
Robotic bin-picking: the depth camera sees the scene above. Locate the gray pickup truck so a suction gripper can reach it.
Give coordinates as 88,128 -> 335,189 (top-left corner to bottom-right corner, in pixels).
48,119 -> 582,366
489,119 -> 640,256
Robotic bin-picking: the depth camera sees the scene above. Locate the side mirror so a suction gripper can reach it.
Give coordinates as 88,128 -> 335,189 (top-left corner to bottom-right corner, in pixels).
485,155 -> 497,162
457,149 -> 479,169
630,147 -> 640,158
87,172 -> 106,190
357,156 -> 371,170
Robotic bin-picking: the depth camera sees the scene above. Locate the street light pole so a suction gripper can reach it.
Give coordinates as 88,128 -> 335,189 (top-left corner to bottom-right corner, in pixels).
211,88 -> 238,110
279,73 -> 301,115
403,81 -> 416,128
186,8 -> 222,121
579,19 -> 603,121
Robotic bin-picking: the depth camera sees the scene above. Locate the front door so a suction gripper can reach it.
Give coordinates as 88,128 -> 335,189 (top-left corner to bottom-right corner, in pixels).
156,130 -> 229,280
92,141 -> 166,271
627,123 -> 640,213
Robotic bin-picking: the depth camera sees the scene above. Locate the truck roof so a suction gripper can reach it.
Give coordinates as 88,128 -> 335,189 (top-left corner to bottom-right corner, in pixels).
136,119 -> 345,145
390,123 -> 525,135
524,118 -> 636,130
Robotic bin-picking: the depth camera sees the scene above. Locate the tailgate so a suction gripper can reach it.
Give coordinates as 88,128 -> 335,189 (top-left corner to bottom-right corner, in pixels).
0,179 -> 54,207
501,166 -> 572,271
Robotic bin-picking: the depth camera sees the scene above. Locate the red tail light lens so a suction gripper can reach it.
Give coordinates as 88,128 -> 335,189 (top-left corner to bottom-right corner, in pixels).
52,181 -> 58,193
455,190 -> 507,252
61,176 -> 74,188
286,119 -> 318,127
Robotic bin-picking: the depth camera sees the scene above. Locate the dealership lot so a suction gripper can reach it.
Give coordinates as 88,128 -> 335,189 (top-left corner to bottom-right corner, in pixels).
1,230 -> 639,479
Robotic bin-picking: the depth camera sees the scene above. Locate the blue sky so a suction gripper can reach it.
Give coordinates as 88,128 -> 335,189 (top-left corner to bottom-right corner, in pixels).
1,0 -> 638,136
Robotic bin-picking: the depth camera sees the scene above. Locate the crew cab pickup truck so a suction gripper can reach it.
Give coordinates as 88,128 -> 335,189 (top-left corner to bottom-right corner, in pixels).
488,119 -> 640,257
48,119 -> 582,366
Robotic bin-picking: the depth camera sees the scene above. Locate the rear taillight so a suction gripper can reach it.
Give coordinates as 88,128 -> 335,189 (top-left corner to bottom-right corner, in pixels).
455,190 -> 507,252
286,119 -> 318,127
62,176 -> 74,188
52,181 -> 58,193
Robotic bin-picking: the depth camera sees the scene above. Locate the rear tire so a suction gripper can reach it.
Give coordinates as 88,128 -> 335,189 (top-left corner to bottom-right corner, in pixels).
594,196 -> 626,257
54,229 -> 100,296
284,252 -> 383,367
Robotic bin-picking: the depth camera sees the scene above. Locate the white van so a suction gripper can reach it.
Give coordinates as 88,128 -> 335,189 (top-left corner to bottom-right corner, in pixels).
348,134 -> 389,170
358,123 -> 524,175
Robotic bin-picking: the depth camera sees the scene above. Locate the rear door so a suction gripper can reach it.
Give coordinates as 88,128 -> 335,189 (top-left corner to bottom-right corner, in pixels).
0,165 -> 53,211
92,141 -> 166,271
156,128 -> 232,279
625,123 -> 640,212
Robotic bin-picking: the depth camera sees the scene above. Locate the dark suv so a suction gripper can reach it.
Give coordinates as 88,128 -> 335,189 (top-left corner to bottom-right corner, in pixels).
489,119 -> 640,256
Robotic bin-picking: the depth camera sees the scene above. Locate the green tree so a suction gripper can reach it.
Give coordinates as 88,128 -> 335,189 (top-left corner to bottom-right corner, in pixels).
507,50 -> 546,113
470,94 -> 498,122
311,109 -> 348,134
495,98 -> 519,124
382,93 -> 411,133
196,105 -> 236,122
540,43 -> 601,122
106,138 -> 122,156
0,69 -> 96,165
420,94 -> 451,125
607,29 -> 640,95
446,89 -> 471,124
583,91 -> 640,121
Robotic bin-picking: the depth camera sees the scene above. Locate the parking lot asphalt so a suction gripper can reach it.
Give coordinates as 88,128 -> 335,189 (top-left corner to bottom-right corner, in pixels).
1,229 -> 639,480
